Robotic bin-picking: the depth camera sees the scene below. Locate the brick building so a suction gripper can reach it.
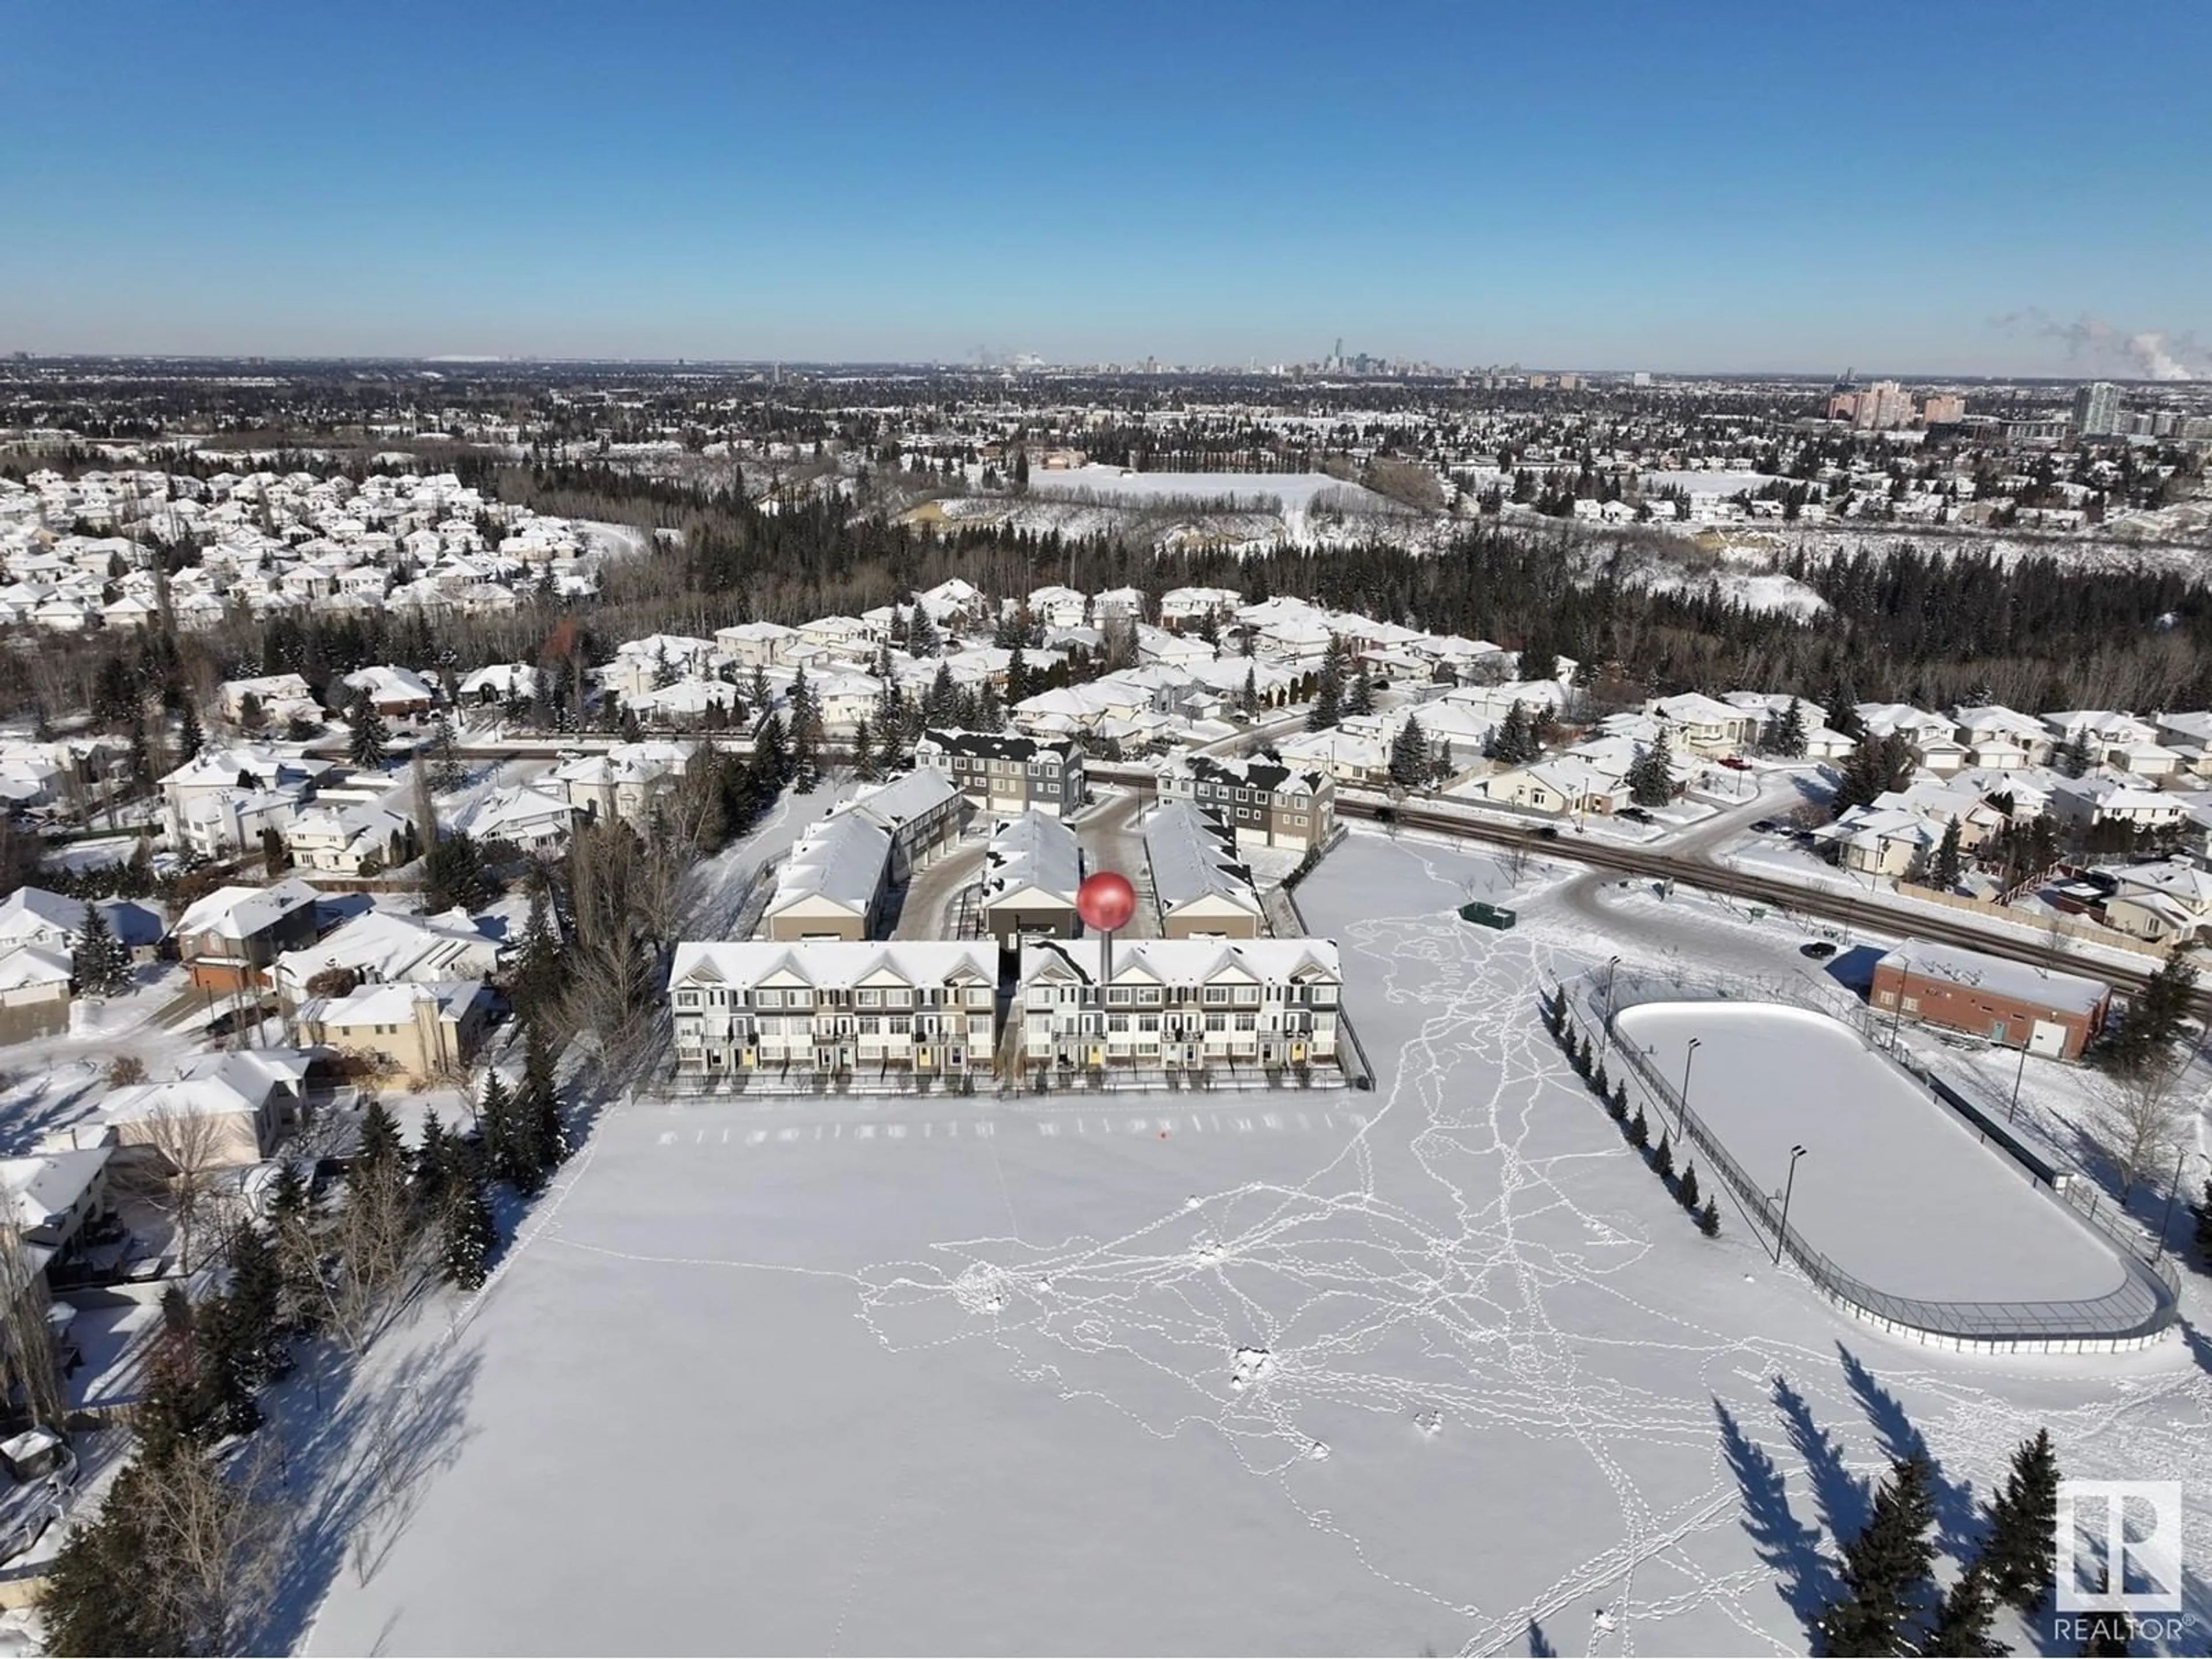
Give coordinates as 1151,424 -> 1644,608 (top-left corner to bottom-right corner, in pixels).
1869,939 -> 2110,1059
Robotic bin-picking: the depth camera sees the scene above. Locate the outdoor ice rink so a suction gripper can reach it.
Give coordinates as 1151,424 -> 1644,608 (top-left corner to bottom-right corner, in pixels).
1612,1001 -> 2130,1306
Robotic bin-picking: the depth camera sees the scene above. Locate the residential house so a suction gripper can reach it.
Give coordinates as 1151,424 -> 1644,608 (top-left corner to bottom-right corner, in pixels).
272,905 -> 503,1010
104,1049 -> 319,1167
0,945 -> 73,1041
978,811 -> 1082,947
340,664 -> 438,718
217,673 -> 321,729
1812,806 -> 1942,877
1643,692 -> 1759,756
1951,706 -> 2052,770
668,940 -> 999,1084
1145,801 -> 1264,938
2103,863 -> 2212,945
452,785 -> 581,855
0,1147 -> 115,1289
296,980 -> 492,1084
915,729 -> 1087,819
1156,752 -> 1334,851
1482,756 -> 1631,817
1018,937 -> 1342,1074
551,741 -> 694,827
282,803 -> 415,875
172,878 -> 323,991
713,620 -> 799,668
2051,775 -> 2188,834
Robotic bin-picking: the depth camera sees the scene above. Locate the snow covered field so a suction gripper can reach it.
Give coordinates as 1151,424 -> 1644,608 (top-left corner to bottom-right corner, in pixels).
297,831 -> 2212,1657
1024,463 -> 1392,514
1611,1002 -> 2127,1304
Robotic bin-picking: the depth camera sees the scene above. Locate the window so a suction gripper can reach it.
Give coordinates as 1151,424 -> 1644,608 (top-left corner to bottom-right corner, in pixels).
1232,986 -> 1259,1006
857,988 -> 881,1007
1203,986 -> 1231,1005
756,989 -> 782,1008
1204,1013 -> 1226,1032
677,991 -> 699,1007
1108,986 -> 1133,1006
1234,1012 -> 1257,1031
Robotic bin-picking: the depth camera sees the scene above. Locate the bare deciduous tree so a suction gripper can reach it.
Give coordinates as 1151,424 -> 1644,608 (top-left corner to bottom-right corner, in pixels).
115,1104 -> 234,1275
2093,1055 -> 2192,1201
134,1436 -> 283,1656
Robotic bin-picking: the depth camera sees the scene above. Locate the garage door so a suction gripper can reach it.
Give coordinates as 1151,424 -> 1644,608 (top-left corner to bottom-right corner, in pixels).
2028,1019 -> 2069,1058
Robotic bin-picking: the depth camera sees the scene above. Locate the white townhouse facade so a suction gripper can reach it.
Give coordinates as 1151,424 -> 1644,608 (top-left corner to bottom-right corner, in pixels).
1018,937 -> 1343,1075
668,941 -> 999,1084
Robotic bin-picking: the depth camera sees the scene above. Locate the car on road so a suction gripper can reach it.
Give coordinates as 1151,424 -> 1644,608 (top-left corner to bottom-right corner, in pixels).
1618,806 -> 1654,824
1751,817 -> 1779,832
1798,940 -> 1838,960
1536,824 -> 1560,840
1718,756 -> 1752,771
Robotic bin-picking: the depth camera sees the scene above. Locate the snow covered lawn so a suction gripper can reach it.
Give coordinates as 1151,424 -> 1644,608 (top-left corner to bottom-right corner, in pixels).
1611,1001 -> 2128,1305
296,832 -> 2212,1657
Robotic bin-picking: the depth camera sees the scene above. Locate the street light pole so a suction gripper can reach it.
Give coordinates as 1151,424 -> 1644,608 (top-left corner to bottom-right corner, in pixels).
1678,1036 -> 1702,1140
1601,956 -> 1622,1059
2008,1035 -> 2030,1124
1775,1144 -> 1808,1266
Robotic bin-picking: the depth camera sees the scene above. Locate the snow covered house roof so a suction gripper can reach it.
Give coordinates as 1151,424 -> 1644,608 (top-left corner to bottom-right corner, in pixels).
0,943 -> 73,992
172,877 -> 321,941
1019,935 -> 1340,988
0,887 -> 86,948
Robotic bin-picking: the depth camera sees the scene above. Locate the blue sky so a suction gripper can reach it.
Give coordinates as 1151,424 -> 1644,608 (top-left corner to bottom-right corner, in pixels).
2,0 -> 2207,374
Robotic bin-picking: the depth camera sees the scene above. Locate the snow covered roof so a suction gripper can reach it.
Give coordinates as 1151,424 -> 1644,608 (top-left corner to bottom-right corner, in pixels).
301,978 -> 487,1029
670,940 -> 996,989
0,943 -> 73,991
1877,939 -> 2109,1014
0,1148 -> 111,1237
173,877 -> 320,940
1021,936 -> 1339,987
0,886 -> 85,945
981,810 -> 1081,906
768,813 -> 891,916
1143,801 -> 1263,914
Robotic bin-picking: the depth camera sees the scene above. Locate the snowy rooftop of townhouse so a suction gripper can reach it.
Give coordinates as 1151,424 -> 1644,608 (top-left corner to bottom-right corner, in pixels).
1876,938 -> 2109,1013
1143,801 -> 1261,912
982,811 -> 1081,903
670,940 -> 996,988
1021,935 -> 1339,986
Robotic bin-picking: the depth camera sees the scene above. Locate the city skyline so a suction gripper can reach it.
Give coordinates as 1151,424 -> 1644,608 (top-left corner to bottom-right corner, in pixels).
2,1 -> 2209,376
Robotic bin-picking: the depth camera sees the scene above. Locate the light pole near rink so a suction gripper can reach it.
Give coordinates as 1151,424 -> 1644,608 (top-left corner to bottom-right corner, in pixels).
1677,1036 -> 1702,1140
1774,1144 -> 1808,1266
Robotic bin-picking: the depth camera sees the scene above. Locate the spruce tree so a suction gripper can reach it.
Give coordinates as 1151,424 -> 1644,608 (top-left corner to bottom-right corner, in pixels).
177,698 -> 203,762
1592,1060 -> 1610,1099
440,1163 -> 495,1291
71,900 -> 131,998
520,1014 -> 568,1172
1921,1556 -> 2004,1657
1307,637 -> 1346,730
511,879 -> 563,1023
1628,1106 -> 1649,1148
478,1068 -> 537,1192
348,686 -> 389,769
1930,820 -> 1964,888
1980,1429 -> 2059,1613
1696,1197 -> 1720,1236
427,709 -> 465,791
1609,1078 -> 1628,1118
415,1108 -> 452,1210
1678,1161 -> 1700,1210
1347,661 -> 1374,718
355,1098 -> 404,1177
1389,715 -> 1430,786
219,1218 -> 287,1382
852,717 -> 880,781
1654,1132 -> 1675,1180
1814,1453 -> 1939,1658
1769,697 -> 1808,759
1629,729 -> 1675,808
